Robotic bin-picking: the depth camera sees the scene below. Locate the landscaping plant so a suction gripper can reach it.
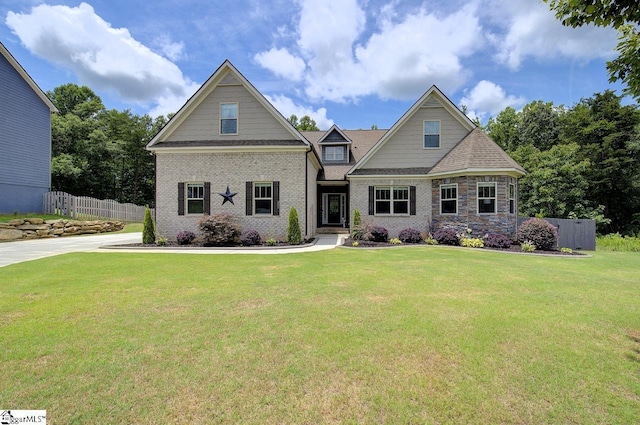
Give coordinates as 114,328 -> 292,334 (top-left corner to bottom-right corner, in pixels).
287,206 -> 302,245
240,229 -> 261,246
398,228 -> 422,243
142,205 -> 155,244
176,230 -> 196,245
517,217 -> 558,250
483,233 -> 512,249
198,213 -> 241,246
433,227 -> 459,246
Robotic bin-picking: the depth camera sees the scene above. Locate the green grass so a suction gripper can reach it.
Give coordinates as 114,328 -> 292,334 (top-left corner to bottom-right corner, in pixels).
1,247 -> 639,424
597,233 -> 640,252
0,212 -> 67,222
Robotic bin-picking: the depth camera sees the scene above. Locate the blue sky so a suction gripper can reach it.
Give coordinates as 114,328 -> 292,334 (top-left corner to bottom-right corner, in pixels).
0,0 -> 624,130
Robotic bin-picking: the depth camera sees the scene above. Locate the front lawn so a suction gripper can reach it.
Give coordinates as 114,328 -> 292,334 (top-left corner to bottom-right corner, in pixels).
1,248 -> 638,424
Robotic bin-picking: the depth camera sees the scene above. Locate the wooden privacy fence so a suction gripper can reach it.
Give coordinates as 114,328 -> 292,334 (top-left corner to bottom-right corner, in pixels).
43,191 -> 152,223
518,217 -> 596,250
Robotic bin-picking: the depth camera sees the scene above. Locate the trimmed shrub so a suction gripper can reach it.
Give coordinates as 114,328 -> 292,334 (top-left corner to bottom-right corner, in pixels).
518,218 -> 558,250
369,226 -> 389,242
287,206 -> 302,245
241,229 -> 261,246
483,233 -> 512,249
176,230 -> 196,245
142,206 -> 155,244
352,209 -> 362,227
398,228 -> 422,244
433,227 -> 459,246
199,213 -> 241,246
460,237 -> 484,248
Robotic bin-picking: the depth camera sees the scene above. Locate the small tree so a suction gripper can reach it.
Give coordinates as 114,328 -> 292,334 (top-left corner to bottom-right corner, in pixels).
352,209 -> 361,227
142,205 -> 155,244
287,206 -> 302,245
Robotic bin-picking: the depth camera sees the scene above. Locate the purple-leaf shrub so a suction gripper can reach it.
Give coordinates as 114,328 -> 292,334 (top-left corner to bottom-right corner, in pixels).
517,218 -> 558,250
483,233 -> 512,249
240,229 -> 261,246
176,230 -> 196,245
433,227 -> 460,246
398,228 -> 422,243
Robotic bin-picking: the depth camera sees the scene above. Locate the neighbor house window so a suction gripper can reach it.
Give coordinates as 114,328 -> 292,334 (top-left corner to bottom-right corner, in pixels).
477,182 -> 497,214
509,183 -> 515,214
220,103 -> 238,134
440,184 -> 458,214
375,186 -> 409,215
424,120 -> 440,148
187,183 -> 204,214
323,146 -> 346,162
254,182 -> 273,215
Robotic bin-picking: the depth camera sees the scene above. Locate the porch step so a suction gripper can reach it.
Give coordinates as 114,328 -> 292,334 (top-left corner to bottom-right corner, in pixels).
317,227 -> 350,234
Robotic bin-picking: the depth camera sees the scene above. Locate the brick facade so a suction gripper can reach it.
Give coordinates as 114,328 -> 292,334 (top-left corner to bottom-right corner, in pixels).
431,175 -> 518,237
156,151 -> 309,241
350,178 -> 432,237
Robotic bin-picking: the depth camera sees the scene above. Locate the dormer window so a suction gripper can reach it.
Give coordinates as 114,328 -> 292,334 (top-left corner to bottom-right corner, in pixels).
323,145 -> 347,163
220,103 -> 238,134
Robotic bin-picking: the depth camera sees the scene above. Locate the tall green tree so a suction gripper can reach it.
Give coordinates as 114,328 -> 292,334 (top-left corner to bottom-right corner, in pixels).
288,114 -> 320,131
544,0 -> 640,99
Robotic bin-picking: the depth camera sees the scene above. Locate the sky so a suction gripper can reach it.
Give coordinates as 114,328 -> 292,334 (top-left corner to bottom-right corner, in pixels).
0,0 -> 626,130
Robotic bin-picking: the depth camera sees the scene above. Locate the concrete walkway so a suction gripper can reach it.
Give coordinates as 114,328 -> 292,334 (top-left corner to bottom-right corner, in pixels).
0,233 -> 347,268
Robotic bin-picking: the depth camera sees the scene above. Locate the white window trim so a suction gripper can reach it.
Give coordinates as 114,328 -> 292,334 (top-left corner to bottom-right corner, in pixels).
186,182 -> 204,215
477,182 -> 497,215
440,183 -> 458,215
509,183 -> 515,214
323,145 -> 347,162
220,102 -> 238,135
254,182 -> 273,216
375,186 -> 409,216
423,120 -> 441,149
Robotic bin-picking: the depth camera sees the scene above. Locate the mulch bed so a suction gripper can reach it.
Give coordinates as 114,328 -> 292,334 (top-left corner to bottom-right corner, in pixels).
108,239 -> 316,249
342,238 -> 586,255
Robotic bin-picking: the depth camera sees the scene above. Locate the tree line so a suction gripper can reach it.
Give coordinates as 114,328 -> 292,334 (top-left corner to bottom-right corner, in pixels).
48,83 -> 639,234
485,90 -> 640,234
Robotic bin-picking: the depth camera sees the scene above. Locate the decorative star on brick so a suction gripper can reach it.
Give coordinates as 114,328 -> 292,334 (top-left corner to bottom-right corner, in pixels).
218,185 -> 238,205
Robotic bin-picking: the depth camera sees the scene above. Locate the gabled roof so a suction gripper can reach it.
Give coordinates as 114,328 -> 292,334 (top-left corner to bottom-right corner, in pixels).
428,128 -> 526,177
146,60 -> 309,150
348,85 -> 474,175
317,124 -> 353,144
303,129 -> 386,180
0,41 -> 57,112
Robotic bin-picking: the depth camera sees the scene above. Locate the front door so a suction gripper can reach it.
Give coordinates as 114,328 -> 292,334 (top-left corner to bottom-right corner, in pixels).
322,193 -> 345,225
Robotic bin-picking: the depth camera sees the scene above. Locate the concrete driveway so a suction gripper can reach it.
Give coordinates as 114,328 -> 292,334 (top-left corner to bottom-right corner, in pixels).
0,233 -> 347,268
0,232 -> 142,268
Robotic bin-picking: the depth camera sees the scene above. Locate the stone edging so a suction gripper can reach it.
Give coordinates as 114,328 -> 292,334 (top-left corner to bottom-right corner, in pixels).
0,218 -> 125,241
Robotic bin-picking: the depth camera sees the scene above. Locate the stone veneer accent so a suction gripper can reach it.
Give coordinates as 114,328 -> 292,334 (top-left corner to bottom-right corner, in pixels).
155,151 -> 309,241
431,175 -> 518,237
349,178 -> 432,238
0,218 -> 125,241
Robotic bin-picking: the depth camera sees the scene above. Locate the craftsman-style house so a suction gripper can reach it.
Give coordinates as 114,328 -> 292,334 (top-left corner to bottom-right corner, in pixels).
146,60 -> 525,241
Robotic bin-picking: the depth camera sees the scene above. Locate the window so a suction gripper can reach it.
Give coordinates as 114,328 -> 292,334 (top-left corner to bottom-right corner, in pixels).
424,120 -> 440,148
440,184 -> 458,214
254,182 -> 272,215
187,183 -> 204,214
509,183 -> 515,214
323,146 -> 346,162
220,103 -> 238,134
375,186 -> 409,215
477,182 -> 497,214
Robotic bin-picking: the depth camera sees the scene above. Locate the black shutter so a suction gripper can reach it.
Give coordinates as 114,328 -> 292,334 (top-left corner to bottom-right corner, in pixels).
273,181 -> 280,216
368,186 -> 374,215
246,181 -> 253,215
178,182 -> 185,216
204,182 -> 211,215
410,186 -> 416,215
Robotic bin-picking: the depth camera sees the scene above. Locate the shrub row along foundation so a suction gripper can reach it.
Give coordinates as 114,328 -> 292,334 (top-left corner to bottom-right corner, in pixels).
0,218 -> 125,241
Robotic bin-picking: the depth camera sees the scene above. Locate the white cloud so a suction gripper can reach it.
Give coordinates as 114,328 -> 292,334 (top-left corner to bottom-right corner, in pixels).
487,0 -> 617,69
153,35 -> 185,61
255,0 -> 483,103
265,94 -> 334,130
254,48 -> 306,81
459,80 -> 525,121
5,2 -> 197,116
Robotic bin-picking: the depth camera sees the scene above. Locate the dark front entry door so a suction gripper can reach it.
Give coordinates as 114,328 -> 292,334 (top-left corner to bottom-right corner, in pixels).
328,194 -> 341,224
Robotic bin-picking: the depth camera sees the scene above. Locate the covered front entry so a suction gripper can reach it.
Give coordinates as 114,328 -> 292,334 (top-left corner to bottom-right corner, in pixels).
317,184 -> 349,228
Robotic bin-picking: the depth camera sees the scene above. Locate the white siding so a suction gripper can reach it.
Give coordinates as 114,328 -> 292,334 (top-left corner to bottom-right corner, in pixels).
365,104 -> 470,169
167,84 -> 293,141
